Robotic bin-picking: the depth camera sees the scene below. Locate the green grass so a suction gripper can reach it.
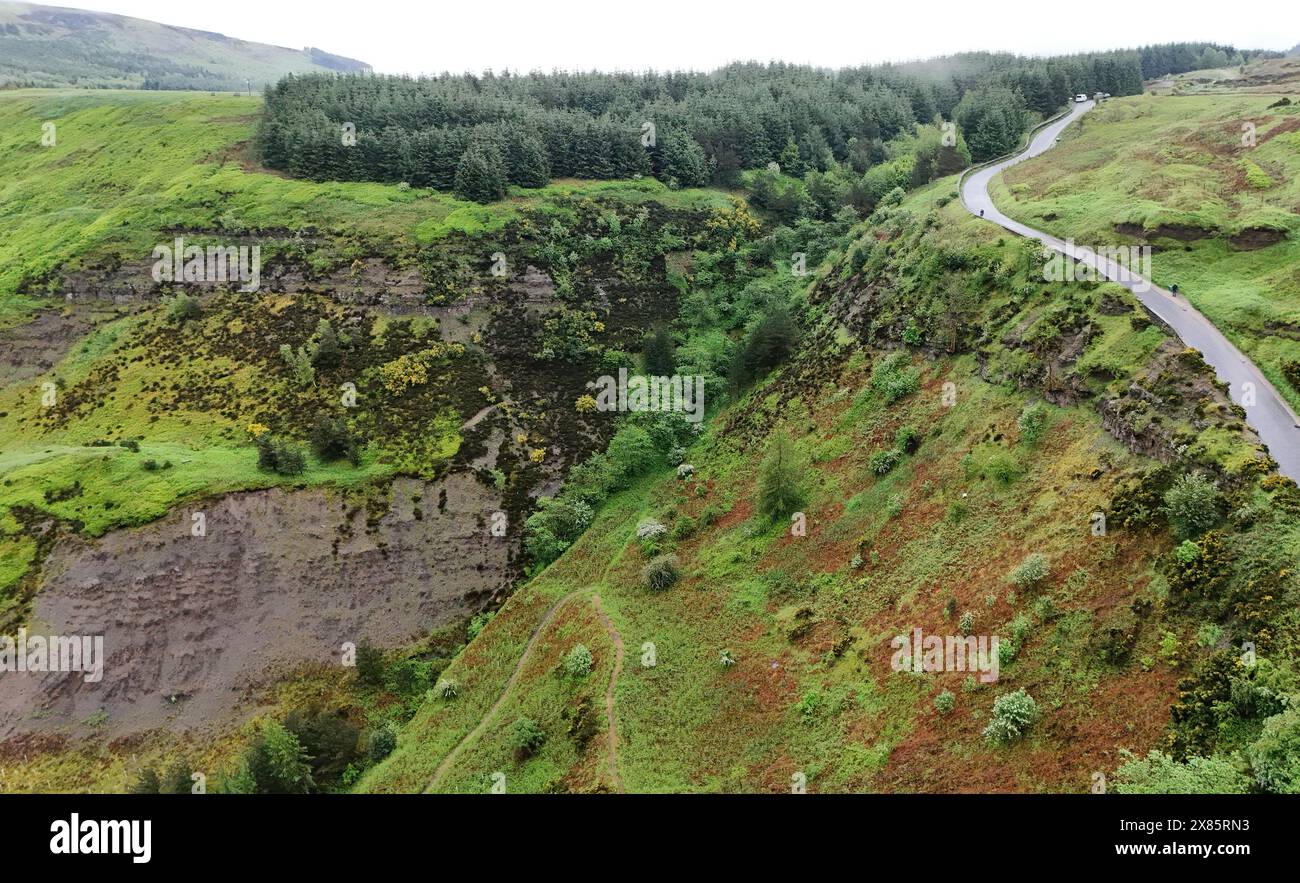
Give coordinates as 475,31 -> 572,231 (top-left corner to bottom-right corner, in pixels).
989,93 -> 1300,410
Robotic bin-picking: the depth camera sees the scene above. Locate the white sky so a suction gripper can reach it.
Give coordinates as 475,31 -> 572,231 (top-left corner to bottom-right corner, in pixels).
52,0 -> 1300,74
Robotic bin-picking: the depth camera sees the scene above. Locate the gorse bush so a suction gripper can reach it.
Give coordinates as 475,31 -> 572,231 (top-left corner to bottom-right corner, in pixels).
509,717 -> 547,760
870,448 -> 902,475
1163,473 -> 1220,538
1007,552 -> 1050,588
870,352 -> 920,404
1017,401 -> 1050,444
642,553 -> 681,591
983,688 -> 1039,745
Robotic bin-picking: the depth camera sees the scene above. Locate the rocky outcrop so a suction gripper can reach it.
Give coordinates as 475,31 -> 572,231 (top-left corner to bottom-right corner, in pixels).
0,472 -> 509,738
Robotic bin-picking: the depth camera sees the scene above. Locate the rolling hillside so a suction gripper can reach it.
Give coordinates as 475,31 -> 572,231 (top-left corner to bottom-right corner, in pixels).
1,75 -> 1297,795
0,2 -> 369,90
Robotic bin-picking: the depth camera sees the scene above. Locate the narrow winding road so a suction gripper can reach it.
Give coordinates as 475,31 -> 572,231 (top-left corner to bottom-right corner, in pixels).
961,100 -> 1300,481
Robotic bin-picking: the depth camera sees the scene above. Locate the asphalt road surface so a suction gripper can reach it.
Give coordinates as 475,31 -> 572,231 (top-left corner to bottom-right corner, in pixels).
961,100 -> 1300,481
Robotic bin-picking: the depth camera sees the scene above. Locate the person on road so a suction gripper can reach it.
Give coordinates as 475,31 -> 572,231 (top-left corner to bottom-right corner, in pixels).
1171,283 -> 1179,297
979,209 -> 984,217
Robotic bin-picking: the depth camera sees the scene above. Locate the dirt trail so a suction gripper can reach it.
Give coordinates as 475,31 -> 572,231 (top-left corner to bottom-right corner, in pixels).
424,590 -> 582,792
590,593 -> 626,793
424,588 -> 628,793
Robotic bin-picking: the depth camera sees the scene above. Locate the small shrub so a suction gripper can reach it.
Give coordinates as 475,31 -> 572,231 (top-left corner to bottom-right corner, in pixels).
670,515 -> 697,541
466,611 -> 495,641
366,724 -> 397,763
436,678 -> 459,700
1007,552 -> 1049,589
935,691 -> 955,714
958,610 -> 975,636
894,425 -> 920,453
563,644 -> 593,677
1163,473 -> 1220,538
886,493 -> 904,518
1173,539 -> 1200,565
635,518 -> 667,541
1017,401 -> 1050,444
985,453 -> 1022,485
279,344 -> 315,387
641,554 -> 681,591
309,416 -> 359,464
167,293 -> 201,323
983,688 -> 1039,746
509,717 -> 547,760
870,448 -> 902,475
870,352 -> 920,404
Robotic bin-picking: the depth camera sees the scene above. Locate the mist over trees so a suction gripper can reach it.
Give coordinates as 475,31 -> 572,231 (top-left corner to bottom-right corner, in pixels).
256,43 -> 1269,199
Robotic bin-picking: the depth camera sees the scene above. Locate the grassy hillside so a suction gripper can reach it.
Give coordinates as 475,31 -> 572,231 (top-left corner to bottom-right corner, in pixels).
363,186 -> 1300,794
2,87 -> 1297,794
0,2 -> 368,90
989,89 -> 1300,411
0,88 -> 731,621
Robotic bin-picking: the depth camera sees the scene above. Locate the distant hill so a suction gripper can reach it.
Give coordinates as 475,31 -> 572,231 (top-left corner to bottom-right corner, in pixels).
0,1 -> 369,90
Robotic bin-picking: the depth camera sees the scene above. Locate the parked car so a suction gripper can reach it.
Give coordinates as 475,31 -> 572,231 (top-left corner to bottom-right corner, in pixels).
1075,93 -> 1088,102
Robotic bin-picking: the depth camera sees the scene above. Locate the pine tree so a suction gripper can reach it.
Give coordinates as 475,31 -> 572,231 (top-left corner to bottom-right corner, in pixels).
756,432 -> 807,519
642,326 -> 676,376
454,139 -> 507,203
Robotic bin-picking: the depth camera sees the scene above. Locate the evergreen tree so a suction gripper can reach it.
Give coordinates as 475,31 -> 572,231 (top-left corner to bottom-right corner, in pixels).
756,432 -> 807,519
453,139 -> 507,203
642,326 -> 676,376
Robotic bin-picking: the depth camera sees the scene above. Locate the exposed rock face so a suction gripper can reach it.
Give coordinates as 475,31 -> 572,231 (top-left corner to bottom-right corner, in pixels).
1229,227 -> 1287,251
0,308 -> 97,387
0,473 -> 508,738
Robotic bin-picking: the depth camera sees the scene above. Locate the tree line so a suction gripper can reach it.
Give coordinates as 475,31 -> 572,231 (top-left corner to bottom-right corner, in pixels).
255,44 -> 1265,202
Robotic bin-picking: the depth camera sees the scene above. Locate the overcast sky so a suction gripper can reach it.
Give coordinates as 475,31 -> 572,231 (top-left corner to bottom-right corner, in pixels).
58,0 -> 1299,74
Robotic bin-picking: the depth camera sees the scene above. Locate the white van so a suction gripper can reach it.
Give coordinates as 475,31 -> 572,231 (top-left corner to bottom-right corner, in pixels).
1075,93 -> 1088,103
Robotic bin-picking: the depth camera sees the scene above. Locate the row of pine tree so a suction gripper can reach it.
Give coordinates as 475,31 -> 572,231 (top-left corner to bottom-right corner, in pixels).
255,45 -> 1271,202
